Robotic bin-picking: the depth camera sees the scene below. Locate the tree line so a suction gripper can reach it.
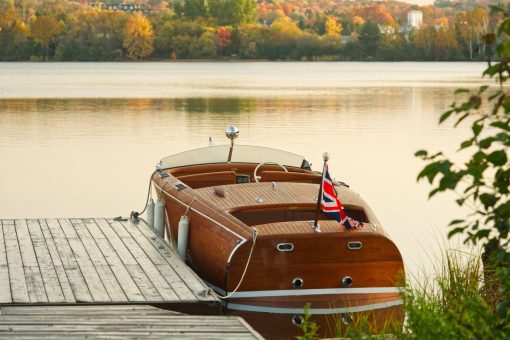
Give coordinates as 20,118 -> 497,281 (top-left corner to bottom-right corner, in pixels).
0,0 -> 499,61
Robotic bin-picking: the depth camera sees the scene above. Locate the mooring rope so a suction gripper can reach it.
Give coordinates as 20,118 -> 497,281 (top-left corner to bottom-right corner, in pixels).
207,227 -> 258,300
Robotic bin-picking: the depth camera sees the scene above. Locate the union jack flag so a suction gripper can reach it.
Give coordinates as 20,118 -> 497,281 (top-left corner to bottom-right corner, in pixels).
321,165 -> 362,230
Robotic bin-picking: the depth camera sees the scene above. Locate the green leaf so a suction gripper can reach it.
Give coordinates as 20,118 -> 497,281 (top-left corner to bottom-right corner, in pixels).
487,150 -> 508,166
455,112 -> 470,127
480,193 -> 498,209
414,150 -> 428,158
439,110 -> 454,124
459,140 -> 473,150
454,88 -> 469,94
449,219 -> 465,226
471,122 -> 483,137
448,227 -> 465,238
479,137 -> 495,149
490,120 -> 510,132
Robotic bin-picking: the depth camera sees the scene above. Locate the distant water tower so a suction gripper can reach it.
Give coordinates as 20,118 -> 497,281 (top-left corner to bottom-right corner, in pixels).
407,10 -> 423,29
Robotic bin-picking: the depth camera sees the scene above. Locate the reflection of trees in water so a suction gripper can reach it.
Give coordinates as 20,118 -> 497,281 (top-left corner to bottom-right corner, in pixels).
0,89 -> 456,119
174,98 -> 256,115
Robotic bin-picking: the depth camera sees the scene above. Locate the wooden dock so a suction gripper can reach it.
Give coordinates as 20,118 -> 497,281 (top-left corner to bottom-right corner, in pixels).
0,218 -> 218,314
0,305 -> 262,339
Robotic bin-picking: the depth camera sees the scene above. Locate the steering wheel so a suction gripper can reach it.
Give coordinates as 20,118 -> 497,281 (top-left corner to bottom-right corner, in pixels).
253,162 -> 288,183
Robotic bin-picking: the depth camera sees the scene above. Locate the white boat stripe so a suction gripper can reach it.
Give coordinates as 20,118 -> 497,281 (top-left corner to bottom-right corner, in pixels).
226,300 -> 403,314
206,282 -> 404,298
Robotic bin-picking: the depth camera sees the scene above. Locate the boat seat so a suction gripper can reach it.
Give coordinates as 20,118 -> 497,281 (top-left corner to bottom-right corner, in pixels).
177,171 -> 236,189
260,171 -> 321,184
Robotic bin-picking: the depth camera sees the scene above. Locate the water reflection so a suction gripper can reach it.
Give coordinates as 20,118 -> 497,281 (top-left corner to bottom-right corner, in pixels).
0,88 -> 472,277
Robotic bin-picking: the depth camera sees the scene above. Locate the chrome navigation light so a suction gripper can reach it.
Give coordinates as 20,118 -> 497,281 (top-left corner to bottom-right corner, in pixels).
225,125 -> 239,144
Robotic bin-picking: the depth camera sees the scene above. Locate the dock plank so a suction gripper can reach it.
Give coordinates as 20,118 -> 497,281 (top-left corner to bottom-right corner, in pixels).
94,218 -> 163,302
0,305 -> 262,339
71,219 -> 127,302
0,218 -> 219,313
26,220 -> 65,303
0,222 -> 11,303
135,221 -> 215,301
38,220 -> 75,303
119,220 -> 198,301
45,219 -> 92,303
16,220 -> 48,303
3,222 -> 29,303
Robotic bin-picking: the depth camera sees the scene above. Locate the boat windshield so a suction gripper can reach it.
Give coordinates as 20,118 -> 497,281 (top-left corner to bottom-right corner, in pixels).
160,145 -> 308,169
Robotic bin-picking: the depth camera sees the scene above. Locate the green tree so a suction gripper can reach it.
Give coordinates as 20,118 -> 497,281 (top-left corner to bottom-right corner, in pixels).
123,12 -> 154,60
208,0 -> 255,26
29,15 -> 63,59
358,21 -> 381,58
416,8 -> 510,333
182,0 -> 208,20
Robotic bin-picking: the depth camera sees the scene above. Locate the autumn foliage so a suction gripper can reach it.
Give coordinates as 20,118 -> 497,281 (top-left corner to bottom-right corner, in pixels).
0,0 -> 500,61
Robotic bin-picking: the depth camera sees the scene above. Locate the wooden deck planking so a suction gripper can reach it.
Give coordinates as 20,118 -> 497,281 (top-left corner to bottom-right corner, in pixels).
15,220 -> 48,303
38,220 -> 76,303
45,219 -> 93,303
0,305 -> 261,339
135,220 -> 217,302
70,219 -> 128,302
0,218 -> 217,311
3,222 -> 30,303
0,222 -> 11,303
26,220 -> 65,303
94,218 -> 164,302
118,220 -> 197,301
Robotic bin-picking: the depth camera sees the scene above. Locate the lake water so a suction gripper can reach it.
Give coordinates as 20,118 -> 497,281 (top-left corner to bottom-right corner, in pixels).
0,62 -> 490,277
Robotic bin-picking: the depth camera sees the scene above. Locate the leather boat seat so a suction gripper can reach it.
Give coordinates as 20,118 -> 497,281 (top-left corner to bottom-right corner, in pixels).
260,171 -> 321,184
176,171 -> 236,189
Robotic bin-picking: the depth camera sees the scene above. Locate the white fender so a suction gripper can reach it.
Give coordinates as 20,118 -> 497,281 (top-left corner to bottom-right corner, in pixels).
177,215 -> 189,261
146,198 -> 155,229
154,198 -> 165,238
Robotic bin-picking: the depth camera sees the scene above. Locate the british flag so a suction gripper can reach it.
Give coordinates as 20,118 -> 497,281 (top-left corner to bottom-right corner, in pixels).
321,165 -> 362,230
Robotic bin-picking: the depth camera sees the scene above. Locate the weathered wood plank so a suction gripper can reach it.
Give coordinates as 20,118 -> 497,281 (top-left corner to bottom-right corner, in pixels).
0,222 -> 11,303
94,218 -> 162,302
71,219 -> 127,302
38,220 -> 75,303
135,220 -> 215,301
25,219 -> 65,303
122,220 -> 200,300
3,222 -> 29,303
14,220 -> 48,303
120,236 -> 179,301
45,219 -> 92,303
60,218 -> 109,302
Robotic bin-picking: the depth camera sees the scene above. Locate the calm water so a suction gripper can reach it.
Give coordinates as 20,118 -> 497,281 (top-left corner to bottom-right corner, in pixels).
0,62 -> 489,276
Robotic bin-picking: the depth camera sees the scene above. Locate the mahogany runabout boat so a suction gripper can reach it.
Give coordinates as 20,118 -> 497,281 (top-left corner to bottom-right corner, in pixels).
151,126 -> 404,338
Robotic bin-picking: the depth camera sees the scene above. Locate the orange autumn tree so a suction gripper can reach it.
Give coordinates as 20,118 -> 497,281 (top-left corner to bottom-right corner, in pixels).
123,12 -> 154,60
216,26 -> 232,56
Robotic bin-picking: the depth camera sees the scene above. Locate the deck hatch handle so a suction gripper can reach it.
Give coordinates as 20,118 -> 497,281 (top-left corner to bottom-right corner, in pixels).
277,243 -> 294,252
347,241 -> 362,250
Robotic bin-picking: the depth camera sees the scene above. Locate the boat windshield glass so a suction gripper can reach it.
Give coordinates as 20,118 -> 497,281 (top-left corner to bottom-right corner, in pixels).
160,145 -> 307,169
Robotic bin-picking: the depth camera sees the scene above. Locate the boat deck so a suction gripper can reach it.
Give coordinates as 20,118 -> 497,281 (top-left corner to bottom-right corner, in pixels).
0,218 -> 218,314
0,305 -> 262,339
194,182 -> 365,210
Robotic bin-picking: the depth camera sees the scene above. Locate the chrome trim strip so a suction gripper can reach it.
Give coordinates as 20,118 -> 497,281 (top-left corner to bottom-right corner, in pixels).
226,300 -> 403,314
227,239 -> 247,264
153,181 -> 247,241
207,284 -> 403,298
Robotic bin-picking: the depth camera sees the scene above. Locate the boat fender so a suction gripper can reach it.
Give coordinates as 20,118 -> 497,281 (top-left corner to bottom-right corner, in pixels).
154,199 -> 165,238
146,198 -> 155,229
177,215 -> 189,261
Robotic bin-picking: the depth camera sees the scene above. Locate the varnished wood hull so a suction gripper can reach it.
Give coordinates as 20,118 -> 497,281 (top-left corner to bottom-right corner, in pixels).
152,167 -> 405,338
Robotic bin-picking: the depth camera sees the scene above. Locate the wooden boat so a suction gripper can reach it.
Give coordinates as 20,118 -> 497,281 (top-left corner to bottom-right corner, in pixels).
151,126 -> 405,338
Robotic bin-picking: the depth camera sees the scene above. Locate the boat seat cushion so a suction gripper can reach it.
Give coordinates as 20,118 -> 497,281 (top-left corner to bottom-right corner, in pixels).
177,171 -> 236,189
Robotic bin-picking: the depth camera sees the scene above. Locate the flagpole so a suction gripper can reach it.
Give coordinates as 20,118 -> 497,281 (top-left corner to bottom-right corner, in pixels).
313,152 -> 329,230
